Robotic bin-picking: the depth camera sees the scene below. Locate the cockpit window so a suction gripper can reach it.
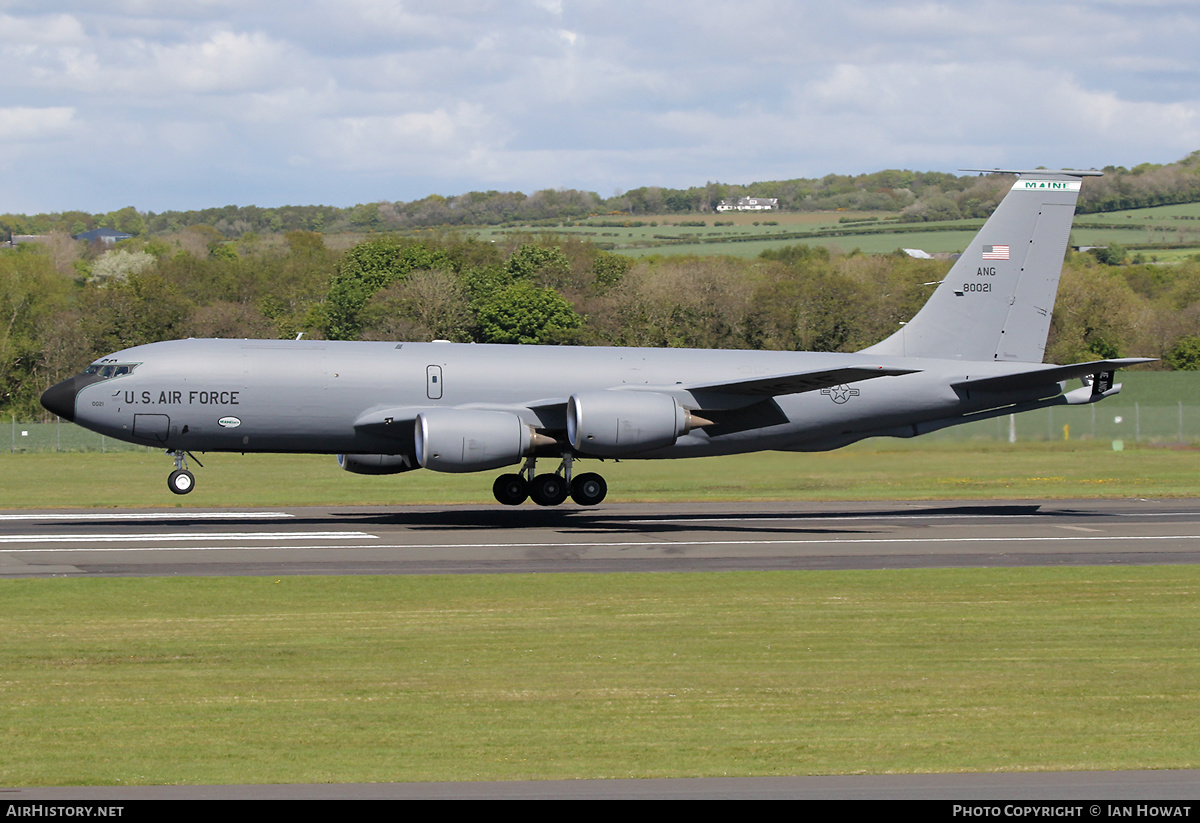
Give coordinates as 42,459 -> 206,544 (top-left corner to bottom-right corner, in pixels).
84,363 -> 139,379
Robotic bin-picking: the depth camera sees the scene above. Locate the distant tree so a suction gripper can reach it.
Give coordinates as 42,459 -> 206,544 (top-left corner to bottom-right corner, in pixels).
1046,263 -> 1139,363
349,203 -> 383,231
77,271 -> 192,356
103,206 -> 145,236
918,195 -> 962,222
475,282 -> 582,345
505,243 -> 571,286
89,249 -> 156,283
324,238 -> 452,340
210,243 -> 239,262
1088,244 -> 1128,266
0,247 -> 72,417
591,251 -> 631,290
1165,335 -> 1200,370
359,270 -> 473,343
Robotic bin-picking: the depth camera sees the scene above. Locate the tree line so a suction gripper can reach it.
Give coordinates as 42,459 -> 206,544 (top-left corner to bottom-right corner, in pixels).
5,153 -> 1200,241
4,224 -> 1200,421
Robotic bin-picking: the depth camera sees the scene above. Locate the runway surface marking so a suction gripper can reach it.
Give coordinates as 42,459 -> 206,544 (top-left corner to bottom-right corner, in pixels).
0,511 -> 293,521
0,531 -> 376,545
4,533 -> 1198,553
629,511 -> 1199,524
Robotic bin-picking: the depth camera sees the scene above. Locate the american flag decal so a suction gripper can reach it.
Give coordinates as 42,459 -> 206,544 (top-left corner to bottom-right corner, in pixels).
982,244 -> 1010,260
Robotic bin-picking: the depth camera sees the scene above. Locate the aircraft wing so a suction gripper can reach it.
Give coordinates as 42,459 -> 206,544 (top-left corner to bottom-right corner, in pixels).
684,365 -> 918,398
953,358 -> 1155,393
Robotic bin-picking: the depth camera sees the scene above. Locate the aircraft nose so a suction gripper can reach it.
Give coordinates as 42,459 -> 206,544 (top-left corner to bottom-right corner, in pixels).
40,375 -> 95,422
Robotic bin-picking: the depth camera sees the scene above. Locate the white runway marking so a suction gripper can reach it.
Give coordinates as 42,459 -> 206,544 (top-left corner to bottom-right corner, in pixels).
629,511 -> 1199,525
0,512 -> 292,521
0,531 -> 376,545
345,533 -> 1200,550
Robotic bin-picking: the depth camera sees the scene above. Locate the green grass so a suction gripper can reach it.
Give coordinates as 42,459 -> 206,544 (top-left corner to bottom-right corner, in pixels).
4,568 -> 1199,785
4,418 -> 1199,786
1,440 -> 1198,509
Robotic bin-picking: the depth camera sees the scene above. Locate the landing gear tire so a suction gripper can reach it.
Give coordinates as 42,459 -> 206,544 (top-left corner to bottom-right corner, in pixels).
493,473 -> 529,506
530,473 -> 569,507
168,469 -> 195,495
570,472 -> 607,506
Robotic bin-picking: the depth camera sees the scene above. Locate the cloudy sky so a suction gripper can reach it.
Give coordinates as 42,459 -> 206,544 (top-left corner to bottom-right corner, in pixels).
2,0 -> 1198,214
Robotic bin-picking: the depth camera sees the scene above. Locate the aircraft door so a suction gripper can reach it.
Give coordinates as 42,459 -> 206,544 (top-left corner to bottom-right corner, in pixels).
427,365 -> 443,400
133,413 -> 171,443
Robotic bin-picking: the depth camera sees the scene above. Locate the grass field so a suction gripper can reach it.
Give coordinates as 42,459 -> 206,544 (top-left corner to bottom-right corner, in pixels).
4,567 -> 1200,785
0,440 -> 1198,509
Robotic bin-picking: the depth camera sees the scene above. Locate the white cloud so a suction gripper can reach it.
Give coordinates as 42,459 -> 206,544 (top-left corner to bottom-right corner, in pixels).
0,1 -> 1198,212
148,30 -> 295,94
302,102 -> 505,175
0,107 -> 75,140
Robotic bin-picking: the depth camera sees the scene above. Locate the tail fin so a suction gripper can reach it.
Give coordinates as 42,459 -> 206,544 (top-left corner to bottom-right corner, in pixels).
862,169 -> 1101,363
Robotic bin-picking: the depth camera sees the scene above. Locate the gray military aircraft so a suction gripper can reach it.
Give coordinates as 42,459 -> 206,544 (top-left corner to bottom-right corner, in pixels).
41,169 -> 1151,506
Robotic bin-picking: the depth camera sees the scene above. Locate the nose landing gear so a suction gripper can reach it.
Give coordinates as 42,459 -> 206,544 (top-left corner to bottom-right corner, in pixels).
166,450 -> 203,495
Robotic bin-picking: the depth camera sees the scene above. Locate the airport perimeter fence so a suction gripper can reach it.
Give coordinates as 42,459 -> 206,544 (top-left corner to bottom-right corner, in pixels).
917,400 -> 1199,445
10,400 -> 1200,453
9,417 -> 155,453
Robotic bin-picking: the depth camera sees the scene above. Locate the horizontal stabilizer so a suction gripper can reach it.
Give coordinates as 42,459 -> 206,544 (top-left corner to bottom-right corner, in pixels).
688,365 -> 918,398
953,358 -> 1155,393
959,168 -> 1104,177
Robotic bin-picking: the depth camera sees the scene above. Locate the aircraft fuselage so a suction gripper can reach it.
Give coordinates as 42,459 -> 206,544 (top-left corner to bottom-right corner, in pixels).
53,337 -> 1064,460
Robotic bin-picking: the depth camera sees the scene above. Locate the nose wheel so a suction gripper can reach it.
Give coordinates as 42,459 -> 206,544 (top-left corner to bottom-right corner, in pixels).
168,469 -> 195,495
166,450 -> 202,495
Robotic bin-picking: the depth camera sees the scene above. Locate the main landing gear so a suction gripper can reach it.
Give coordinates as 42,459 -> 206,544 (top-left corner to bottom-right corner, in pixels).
492,454 -> 607,507
166,450 -> 203,495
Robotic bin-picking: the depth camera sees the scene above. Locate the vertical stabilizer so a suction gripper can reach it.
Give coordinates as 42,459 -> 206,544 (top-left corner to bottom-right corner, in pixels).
862,170 -> 1100,363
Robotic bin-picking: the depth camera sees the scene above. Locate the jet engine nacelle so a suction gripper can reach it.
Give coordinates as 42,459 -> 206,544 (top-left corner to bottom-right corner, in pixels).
567,390 -> 704,457
415,408 -> 549,473
337,453 -> 418,475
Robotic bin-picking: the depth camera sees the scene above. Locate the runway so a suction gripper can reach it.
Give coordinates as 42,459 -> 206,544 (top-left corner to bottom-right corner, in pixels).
3,497 -> 1200,578
7,498 -> 1200,800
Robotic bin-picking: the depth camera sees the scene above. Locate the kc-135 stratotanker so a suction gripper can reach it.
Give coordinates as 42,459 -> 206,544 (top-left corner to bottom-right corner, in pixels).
42,170 -> 1151,506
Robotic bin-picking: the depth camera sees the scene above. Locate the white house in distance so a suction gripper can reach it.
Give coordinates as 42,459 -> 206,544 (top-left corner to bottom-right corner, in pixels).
73,228 -> 134,245
716,196 -> 779,212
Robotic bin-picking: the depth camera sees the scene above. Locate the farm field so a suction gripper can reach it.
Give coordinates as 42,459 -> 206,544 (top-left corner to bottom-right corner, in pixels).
465,201 -> 1200,260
